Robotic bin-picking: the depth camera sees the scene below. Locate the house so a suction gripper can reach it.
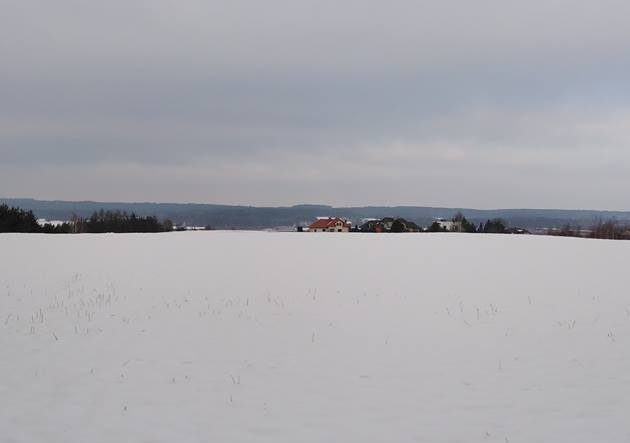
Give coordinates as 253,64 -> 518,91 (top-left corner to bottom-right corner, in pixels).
434,218 -> 457,231
308,217 -> 351,232
359,217 -> 421,233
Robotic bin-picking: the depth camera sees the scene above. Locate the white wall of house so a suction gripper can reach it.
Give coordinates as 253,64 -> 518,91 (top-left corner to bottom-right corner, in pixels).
436,219 -> 463,231
333,221 -> 349,232
436,219 -> 454,230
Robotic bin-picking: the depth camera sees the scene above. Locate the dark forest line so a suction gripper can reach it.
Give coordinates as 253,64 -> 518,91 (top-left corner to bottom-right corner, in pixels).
0,204 -> 172,233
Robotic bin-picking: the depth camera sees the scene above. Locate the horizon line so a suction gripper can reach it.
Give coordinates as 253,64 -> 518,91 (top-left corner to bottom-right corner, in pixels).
3,196 -> 630,214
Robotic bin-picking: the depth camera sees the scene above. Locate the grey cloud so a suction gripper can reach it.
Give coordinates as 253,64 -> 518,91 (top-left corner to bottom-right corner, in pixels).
2,0 -> 630,208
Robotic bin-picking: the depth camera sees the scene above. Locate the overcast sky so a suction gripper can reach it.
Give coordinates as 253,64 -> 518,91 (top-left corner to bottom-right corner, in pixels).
2,0 -> 630,209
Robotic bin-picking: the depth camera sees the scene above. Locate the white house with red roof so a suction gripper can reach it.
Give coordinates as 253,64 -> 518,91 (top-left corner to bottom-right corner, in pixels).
308,217 -> 351,232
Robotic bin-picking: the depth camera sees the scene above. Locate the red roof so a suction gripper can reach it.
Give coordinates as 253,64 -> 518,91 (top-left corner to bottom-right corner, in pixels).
308,217 -> 350,229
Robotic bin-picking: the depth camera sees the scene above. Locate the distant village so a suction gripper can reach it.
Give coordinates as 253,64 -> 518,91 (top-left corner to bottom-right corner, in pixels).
3,202 -> 630,240
298,213 -> 530,234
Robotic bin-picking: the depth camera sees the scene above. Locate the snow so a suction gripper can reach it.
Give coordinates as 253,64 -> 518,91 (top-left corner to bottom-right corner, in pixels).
2,232 -> 630,442
36,218 -> 67,227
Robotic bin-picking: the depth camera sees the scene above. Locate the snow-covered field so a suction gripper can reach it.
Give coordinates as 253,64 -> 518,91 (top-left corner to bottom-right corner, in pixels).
2,232 -> 630,442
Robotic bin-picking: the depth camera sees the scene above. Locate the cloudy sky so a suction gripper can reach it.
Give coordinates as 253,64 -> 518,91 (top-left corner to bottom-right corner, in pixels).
2,0 -> 630,209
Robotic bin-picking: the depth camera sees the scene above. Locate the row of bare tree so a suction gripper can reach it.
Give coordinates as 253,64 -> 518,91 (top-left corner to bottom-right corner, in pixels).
550,219 -> 630,240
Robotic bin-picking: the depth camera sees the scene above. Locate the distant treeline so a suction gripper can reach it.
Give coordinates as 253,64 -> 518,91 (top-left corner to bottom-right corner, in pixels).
0,204 -> 69,233
73,210 -> 173,233
549,219 -> 630,240
426,214 -> 512,233
356,214 -> 516,233
0,204 -> 173,233
7,198 -> 630,230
